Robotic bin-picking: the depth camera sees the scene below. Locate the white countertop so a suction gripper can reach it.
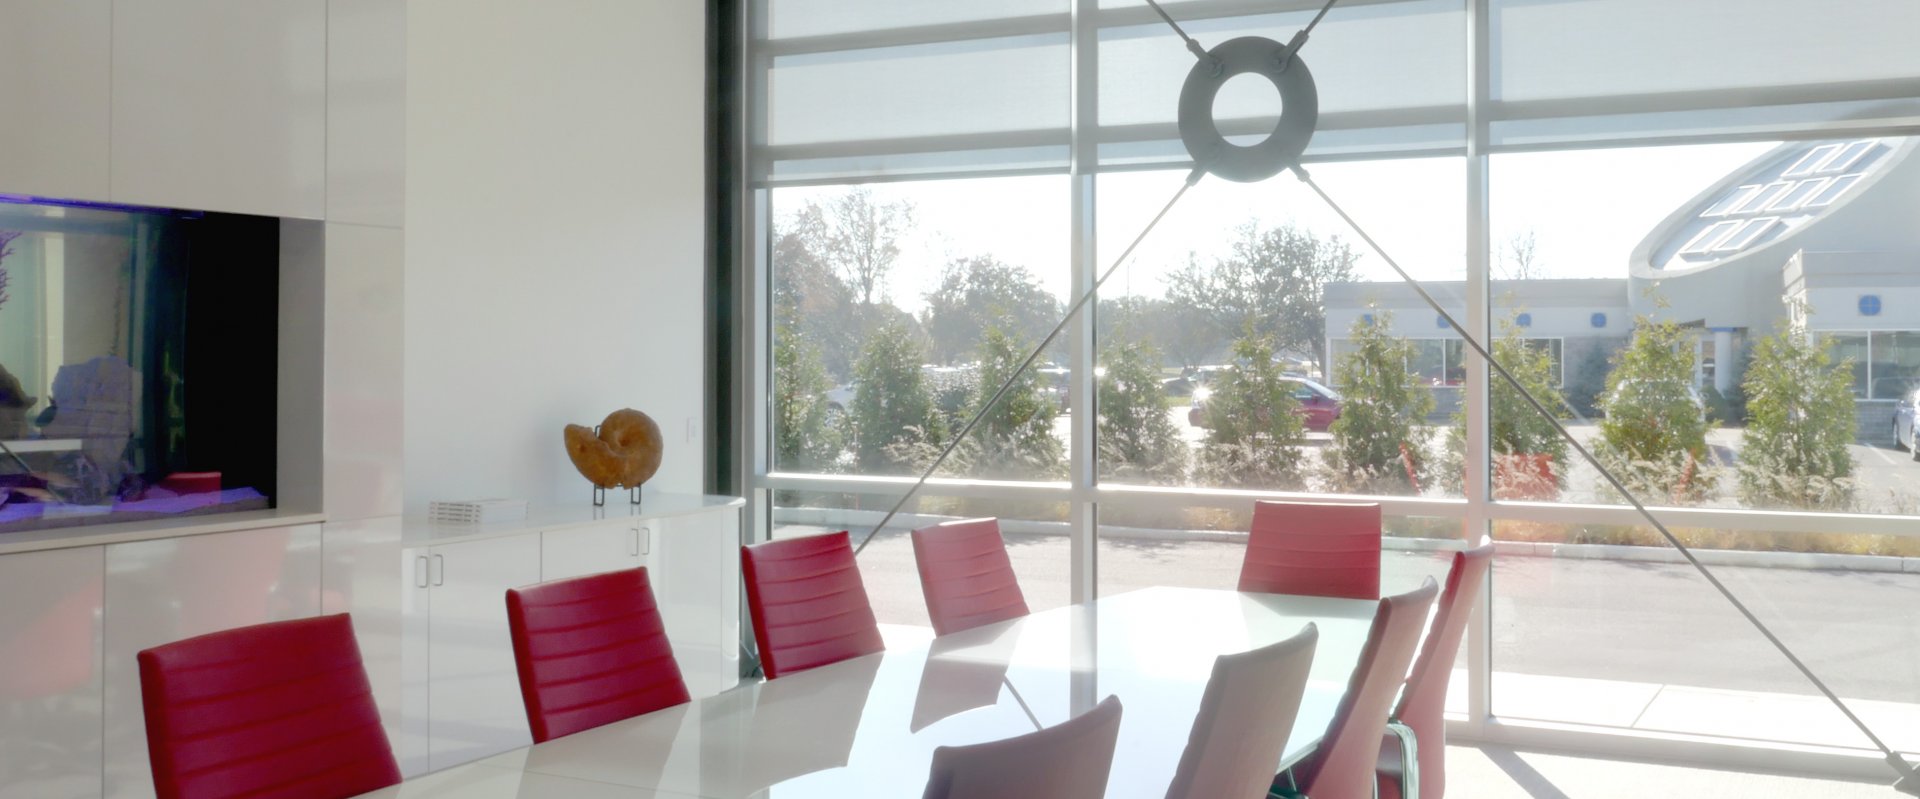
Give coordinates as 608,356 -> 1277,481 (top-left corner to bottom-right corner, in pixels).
0,507 -> 328,556
401,493 -> 744,547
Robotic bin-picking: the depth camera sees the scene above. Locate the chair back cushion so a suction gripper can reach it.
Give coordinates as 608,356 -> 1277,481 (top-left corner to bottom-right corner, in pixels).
1239,500 -> 1382,600
1294,579 -> 1440,799
912,518 -> 1030,636
137,614 -> 400,799
1164,624 -> 1319,799
506,567 -> 690,742
1387,541 -> 1493,799
742,531 -> 884,678
922,695 -> 1123,799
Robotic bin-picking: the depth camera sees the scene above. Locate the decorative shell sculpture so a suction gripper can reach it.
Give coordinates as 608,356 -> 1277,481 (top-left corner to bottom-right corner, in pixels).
564,409 -> 664,490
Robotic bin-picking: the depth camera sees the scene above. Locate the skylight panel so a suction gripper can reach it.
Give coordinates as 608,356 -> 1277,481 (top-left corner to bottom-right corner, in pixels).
1702,184 -> 1762,218
1679,220 -> 1743,256
1783,144 -> 1843,177
1764,177 -> 1829,212
1728,181 -> 1793,214
1803,173 -> 1864,208
1714,217 -> 1779,251
1821,140 -> 1876,173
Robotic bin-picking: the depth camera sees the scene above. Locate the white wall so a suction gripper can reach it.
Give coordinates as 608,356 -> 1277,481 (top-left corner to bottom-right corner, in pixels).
404,0 -> 708,510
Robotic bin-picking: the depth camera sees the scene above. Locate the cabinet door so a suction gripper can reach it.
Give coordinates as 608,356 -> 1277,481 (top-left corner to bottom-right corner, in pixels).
103,525 -> 323,799
539,521 -> 650,582
426,535 -> 540,772
0,546 -> 105,799
653,509 -> 741,698
0,0 -> 111,201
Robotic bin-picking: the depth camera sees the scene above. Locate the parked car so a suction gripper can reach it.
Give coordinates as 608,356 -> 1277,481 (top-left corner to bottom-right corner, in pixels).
1895,386 -> 1920,460
1188,375 -> 1343,431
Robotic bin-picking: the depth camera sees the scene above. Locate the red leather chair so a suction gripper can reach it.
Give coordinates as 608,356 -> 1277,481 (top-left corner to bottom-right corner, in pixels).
1377,541 -> 1494,799
1281,578 -> 1439,799
1239,500 -> 1382,600
137,614 -> 399,799
742,531 -> 884,679
911,517 -> 1030,636
1163,623 -> 1319,799
505,567 -> 690,743
921,695 -> 1124,799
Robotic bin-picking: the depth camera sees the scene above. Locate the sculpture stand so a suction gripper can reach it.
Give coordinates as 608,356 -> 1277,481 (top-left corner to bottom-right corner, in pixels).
590,485 -> 642,508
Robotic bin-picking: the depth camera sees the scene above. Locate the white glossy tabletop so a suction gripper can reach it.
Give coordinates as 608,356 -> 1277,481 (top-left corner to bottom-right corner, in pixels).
365,587 -> 1378,799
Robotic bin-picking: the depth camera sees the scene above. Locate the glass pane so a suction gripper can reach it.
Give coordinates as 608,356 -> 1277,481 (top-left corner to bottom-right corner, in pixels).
1491,139 -> 1920,515
769,176 -> 1069,483
1096,157 -> 1467,497
1490,521 -> 1920,756
0,201 -> 279,533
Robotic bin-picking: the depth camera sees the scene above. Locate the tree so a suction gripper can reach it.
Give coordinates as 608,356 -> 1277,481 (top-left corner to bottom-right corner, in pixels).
1737,318 -> 1856,510
959,327 -> 1064,479
1592,317 -> 1718,503
1100,295 -> 1219,368
1097,339 -> 1189,484
847,319 -> 943,475
1499,229 -> 1542,280
1323,312 -> 1434,493
771,228 -> 860,381
1164,220 -> 1357,377
792,187 -> 914,307
1439,315 -> 1571,498
1194,334 -> 1308,489
920,256 -> 1061,365
772,329 -> 843,473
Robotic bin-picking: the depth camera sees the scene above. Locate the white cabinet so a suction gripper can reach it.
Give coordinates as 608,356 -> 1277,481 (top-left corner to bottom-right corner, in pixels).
0,0 -> 111,201
653,512 -> 742,699
0,546 -> 105,799
396,497 -> 743,776
540,519 -> 655,582
404,534 -> 541,774
110,0 -> 327,218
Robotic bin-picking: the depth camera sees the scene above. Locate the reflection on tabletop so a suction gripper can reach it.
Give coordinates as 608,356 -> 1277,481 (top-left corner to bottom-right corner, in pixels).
453,588 -> 1377,799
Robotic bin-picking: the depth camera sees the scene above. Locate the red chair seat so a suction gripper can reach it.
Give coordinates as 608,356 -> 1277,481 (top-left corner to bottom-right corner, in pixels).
1239,500 -> 1382,600
137,614 -> 399,799
742,531 -> 884,679
506,567 -> 690,742
912,518 -> 1029,636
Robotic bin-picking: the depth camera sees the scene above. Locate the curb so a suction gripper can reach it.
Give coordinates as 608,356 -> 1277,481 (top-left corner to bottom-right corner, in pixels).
773,507 -> 1920,574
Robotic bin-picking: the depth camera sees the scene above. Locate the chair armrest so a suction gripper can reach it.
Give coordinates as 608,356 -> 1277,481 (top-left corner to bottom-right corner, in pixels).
1385,720 -> 1419,799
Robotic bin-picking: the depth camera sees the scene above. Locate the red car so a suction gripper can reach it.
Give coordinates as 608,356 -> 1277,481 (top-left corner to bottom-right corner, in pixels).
1188,376 -> 1343,431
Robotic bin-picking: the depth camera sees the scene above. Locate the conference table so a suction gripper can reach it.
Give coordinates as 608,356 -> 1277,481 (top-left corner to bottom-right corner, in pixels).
356,586 -> 1380,798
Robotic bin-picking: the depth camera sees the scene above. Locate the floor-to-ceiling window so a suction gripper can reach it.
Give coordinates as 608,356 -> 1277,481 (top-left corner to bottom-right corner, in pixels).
739,0 -> 1920,771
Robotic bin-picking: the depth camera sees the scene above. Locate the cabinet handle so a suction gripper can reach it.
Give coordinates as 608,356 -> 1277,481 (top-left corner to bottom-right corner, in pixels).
629,528 -> 641,557
431,554 -> 445,586
639,526 -> 651,555
414,555 -> 429,588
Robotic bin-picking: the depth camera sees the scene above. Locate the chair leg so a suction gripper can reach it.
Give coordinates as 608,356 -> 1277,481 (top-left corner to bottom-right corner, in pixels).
1384,721 -> 1419,799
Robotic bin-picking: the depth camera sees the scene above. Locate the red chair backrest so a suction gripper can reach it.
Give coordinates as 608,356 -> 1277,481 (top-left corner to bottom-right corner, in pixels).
1239,500 -> 1382,600
137,614 -> 400,799
742,531 -> 884,679
912,518 -> 1030,636
1164,623 -> 1320,799
922,694 -> 1124,799
1294,578 -> 1440,799
505,567 -> 691,743
1389,541 -> 1493,799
